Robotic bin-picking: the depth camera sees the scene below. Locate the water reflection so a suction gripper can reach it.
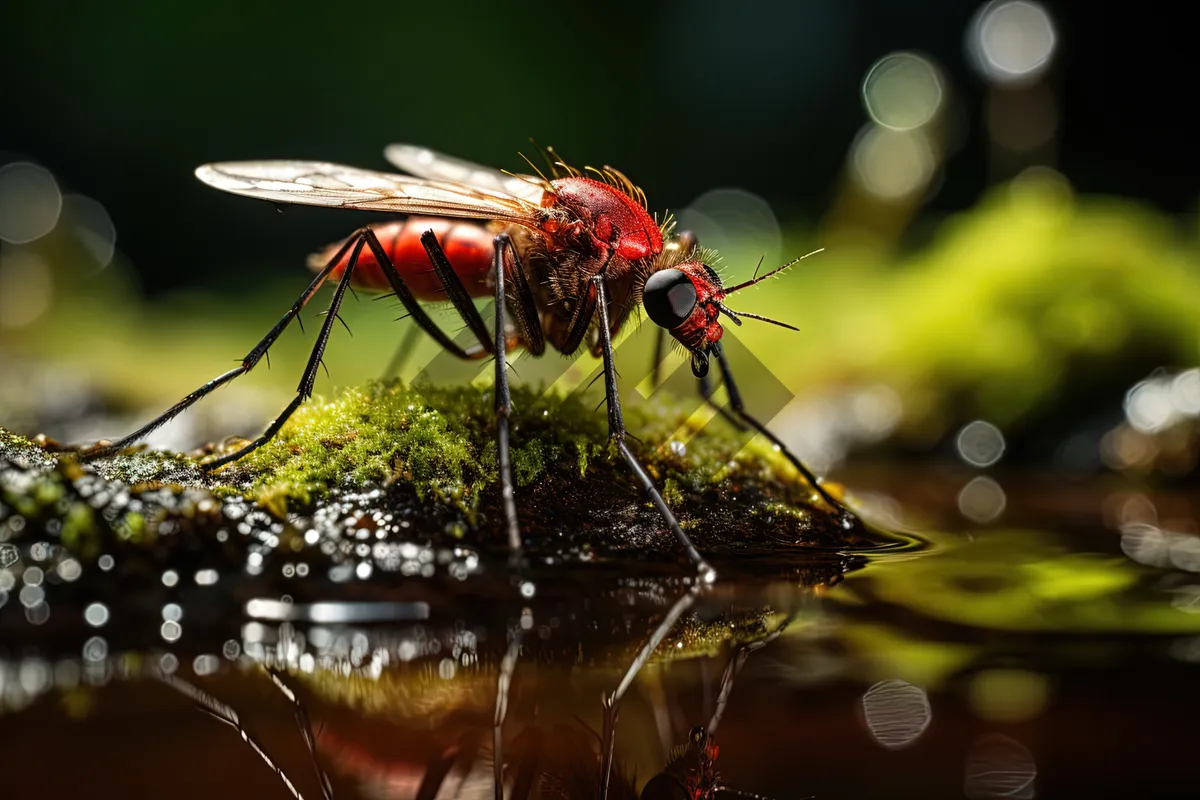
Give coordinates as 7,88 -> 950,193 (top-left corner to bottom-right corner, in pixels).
4,478 -> 1200,796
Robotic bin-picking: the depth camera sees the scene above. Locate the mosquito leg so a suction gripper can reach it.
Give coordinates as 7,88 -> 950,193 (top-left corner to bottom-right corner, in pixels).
592,274 -> 716,583
698,363 -> 748,432
78,233 -> 365,461
266,669 -> 334,800
156,671 -> 311,800
201,236 -> 364,471
419,230 -> 492,353
493,627 -> 522,800
491,234 -> 522,561
707,648 -> 750,739
499,235 -> 545,356
600,584 -> 700,800
706,617 -> 791,738
488,233 -> 529,800
711,341 -> 859,530
359,227 -> 478,360
559,278 -> 599,356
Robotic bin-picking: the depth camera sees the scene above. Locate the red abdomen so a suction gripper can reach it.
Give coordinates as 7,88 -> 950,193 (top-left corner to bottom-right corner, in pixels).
309,217 -> 494,300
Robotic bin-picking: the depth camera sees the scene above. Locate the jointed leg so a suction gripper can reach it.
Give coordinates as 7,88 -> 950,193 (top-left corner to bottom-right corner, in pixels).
698,361 -> 748,431
419,230 -> 492,353
600,585 -> 700,800
592,274 -> 715,583
157,671 -> 313,800
79,232 -> 363,461
706,619 -> 788,736
361,227 -> 483,361
491,234 -> 521,561
709,341 -> 859,530
266,669 -> 334,800
489,233 -> 528,800
493,627 -> 522,800
201,236 -> 364,471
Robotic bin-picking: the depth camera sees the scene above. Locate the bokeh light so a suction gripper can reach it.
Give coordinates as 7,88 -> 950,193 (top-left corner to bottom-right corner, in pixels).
64,194 -> 118,270
956,420 -> 1006,467
675,187 -> 782,269
860,678 -> 932,749
850,125 -> 937,201
964,733 -> 1036,799
968,0 -> 1058,85
0,162 -> 62,244
958,476 -> 1007,523
862,52 -> 945,131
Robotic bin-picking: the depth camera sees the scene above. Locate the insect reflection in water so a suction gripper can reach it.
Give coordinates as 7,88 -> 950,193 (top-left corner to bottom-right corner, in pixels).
160,586 -> 804,800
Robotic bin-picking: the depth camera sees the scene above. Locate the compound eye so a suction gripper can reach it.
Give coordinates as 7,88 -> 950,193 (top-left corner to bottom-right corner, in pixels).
643,268 -> 697,330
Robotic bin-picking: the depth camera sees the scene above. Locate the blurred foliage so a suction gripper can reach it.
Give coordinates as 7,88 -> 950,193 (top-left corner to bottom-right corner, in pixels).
730,171 -> 1200,453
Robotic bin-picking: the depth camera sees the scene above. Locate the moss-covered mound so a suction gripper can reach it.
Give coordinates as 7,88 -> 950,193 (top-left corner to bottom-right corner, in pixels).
2,380 -> 871,563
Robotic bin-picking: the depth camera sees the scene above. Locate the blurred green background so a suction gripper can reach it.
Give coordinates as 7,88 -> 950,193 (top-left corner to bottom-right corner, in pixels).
1,0 -> 1196,485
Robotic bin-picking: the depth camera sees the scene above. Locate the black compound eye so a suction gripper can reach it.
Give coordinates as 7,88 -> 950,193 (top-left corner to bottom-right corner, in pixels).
643,268 -> 698,329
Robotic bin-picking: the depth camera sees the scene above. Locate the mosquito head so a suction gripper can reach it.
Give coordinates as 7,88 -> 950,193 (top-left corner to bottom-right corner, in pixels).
643,255 -> 803,378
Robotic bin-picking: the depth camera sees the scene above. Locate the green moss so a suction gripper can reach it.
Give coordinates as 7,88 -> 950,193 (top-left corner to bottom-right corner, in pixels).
207,379 -> 832,531
214,382 -> 483,512
0,428 -> 57,470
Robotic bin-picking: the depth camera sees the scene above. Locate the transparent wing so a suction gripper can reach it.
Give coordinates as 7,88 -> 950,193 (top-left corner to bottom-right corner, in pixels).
194,161 -> 543,225
384,143 -> 547,204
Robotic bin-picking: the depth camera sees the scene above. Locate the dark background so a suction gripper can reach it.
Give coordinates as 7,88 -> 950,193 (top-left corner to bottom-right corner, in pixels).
1,0 -> 1193,295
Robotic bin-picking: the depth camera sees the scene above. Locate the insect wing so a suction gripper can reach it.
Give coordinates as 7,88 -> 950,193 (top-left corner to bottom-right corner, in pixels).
384,143 -> 547,204
194,160 -> 543,226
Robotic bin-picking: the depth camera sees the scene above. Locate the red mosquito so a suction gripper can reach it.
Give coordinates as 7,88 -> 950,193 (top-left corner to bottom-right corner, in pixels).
81,143 -> 860,580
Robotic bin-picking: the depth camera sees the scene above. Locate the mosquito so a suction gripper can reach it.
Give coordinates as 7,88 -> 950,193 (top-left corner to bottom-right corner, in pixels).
80,142 -> 860,581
